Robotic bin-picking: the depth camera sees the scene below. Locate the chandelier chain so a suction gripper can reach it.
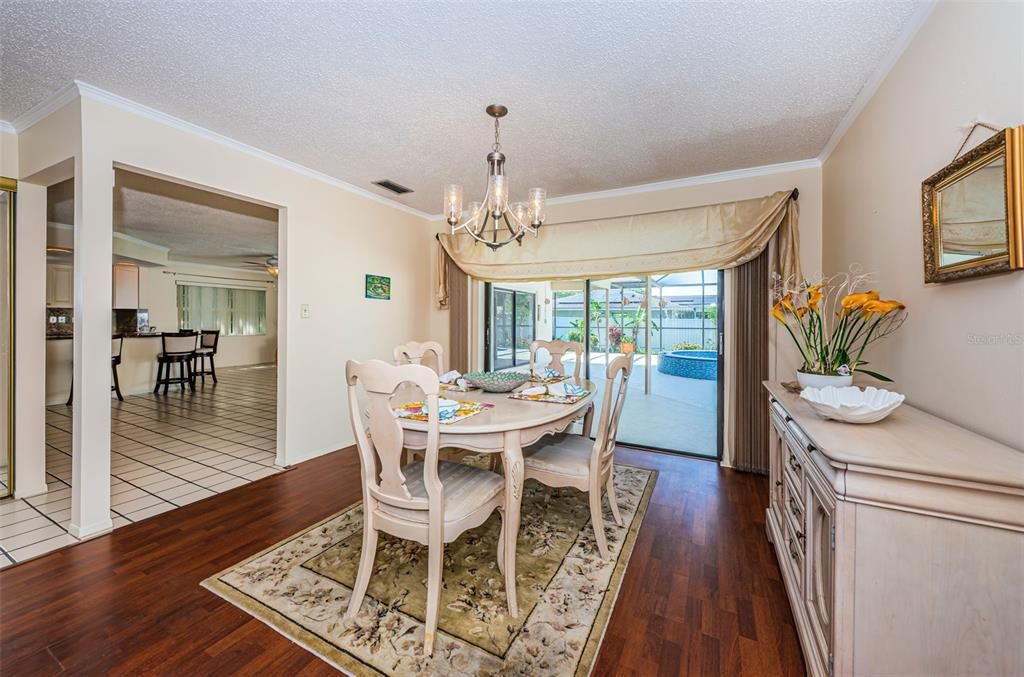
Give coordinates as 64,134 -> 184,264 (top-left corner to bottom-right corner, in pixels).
493,117 -> 501,152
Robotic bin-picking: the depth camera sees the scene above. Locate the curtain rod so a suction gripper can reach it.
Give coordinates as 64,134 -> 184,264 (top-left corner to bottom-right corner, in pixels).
162,271 -> 275,284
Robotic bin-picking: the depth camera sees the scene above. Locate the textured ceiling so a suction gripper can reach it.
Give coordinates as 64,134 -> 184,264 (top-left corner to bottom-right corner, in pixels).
48,171 -> 278,265
5,1 -> 922,213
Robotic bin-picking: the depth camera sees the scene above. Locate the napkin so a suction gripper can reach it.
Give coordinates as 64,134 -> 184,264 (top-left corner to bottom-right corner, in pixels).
549,381 -> 587,398
519,385 -> 548,397
532,366 -> 562,379
439,370 -> 462,384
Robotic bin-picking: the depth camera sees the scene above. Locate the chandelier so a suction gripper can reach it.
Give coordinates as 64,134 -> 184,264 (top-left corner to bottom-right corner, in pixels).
444,105 -> 546,250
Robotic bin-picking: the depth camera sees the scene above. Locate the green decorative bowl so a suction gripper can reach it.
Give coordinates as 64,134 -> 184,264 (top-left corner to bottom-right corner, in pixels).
464,370 -> 530,393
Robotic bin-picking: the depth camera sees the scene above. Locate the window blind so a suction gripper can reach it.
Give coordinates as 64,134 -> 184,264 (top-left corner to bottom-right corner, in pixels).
177,285 -> 267,336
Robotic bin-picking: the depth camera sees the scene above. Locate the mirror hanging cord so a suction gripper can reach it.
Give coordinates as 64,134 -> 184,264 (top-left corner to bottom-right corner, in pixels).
953,121 -> 1002,161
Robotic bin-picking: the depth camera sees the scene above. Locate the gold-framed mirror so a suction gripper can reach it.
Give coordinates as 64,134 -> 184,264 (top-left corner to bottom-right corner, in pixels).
922,125 -> 1023,283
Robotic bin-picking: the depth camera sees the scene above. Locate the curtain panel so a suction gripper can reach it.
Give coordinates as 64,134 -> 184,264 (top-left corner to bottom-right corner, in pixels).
726,247 -> 771,474
438,190 -> 800,283
436,247 -> 471,373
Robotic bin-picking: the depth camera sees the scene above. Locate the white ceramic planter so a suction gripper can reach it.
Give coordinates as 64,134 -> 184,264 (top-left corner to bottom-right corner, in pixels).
796,371 -> 853,390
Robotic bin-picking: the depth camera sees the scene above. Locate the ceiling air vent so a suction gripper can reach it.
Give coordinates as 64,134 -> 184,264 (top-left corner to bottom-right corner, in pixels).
372,179 -> 413,195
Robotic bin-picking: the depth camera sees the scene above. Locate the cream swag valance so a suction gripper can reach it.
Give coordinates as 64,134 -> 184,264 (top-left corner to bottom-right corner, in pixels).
437,190 -> 800,287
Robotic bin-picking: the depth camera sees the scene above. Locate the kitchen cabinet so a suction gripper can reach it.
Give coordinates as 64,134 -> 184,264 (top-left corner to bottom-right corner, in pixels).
46,264 -> 73,307
113,264 -> 139,309
765,382 -> 1023,677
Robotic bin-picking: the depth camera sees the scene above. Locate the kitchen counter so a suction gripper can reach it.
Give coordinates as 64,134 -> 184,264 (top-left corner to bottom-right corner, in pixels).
46,334 -> 169,404
47,333 -> 163,340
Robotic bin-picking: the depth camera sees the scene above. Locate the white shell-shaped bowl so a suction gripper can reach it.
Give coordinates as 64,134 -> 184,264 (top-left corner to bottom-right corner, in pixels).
799,386 -> 905,424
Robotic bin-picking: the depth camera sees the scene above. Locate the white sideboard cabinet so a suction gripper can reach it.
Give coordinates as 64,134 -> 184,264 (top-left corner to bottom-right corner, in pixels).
764,382 -> 1023,677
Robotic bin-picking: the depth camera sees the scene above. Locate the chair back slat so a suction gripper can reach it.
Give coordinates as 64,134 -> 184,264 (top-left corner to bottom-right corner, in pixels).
162,332 -> 198,355
593,355 -> 633,467
111,335 -> 123,359
393,340 -> 445,374
346,360 -> 443,513
529,339 -> 584,379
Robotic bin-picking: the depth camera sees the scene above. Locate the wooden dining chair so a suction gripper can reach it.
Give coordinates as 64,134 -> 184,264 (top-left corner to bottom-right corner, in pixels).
344,359 -> 507,655
522,354 -> 633,560
393,340 -> 445,374
529,338 -> 593,436
529,339 -> 584,379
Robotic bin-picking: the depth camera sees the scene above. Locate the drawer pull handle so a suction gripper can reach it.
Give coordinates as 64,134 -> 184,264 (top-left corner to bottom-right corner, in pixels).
789,540 -> 800,560
788,453 -> 802,473
788,497 -> 803,520
774,480 -> 783,487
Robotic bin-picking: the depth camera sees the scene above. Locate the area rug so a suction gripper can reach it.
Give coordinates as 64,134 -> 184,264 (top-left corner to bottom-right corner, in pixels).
202,463 -> 656,675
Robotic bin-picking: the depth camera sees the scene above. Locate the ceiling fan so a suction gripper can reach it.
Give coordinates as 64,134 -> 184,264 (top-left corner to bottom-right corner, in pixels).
241,255 -> 279,278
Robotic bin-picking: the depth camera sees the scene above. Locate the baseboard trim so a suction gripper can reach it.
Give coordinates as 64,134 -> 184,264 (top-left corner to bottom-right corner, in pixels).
68,518 -> 114,540
14,482 -> 49,499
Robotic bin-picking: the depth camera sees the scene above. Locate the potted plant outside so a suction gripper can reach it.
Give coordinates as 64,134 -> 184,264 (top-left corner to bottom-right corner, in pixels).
620,336 -> 636,355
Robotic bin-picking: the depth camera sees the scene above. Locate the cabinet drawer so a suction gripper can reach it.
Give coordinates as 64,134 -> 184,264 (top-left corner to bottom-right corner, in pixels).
783,432 -> 806,489
782,512 -> 805,593
782,471 -> 806,538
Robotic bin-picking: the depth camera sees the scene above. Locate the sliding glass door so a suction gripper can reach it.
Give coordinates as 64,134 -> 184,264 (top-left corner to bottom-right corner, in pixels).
585,272 -> 722,457
487,286 -> 536,370
485,271 -> 723,459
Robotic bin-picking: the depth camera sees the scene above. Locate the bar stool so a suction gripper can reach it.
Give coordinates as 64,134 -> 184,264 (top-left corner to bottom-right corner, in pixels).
154,331 -> 198,395
66,334 -> 125,405
193,329 -> 220,385
111,335 -> 124,401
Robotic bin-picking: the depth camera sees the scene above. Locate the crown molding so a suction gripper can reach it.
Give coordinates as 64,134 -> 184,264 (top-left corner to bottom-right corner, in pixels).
8,80 -> 80,134
425,157 -> 822,221
72,81 -> 433,220
0,120 -> 15,135
112,230 -> 172,254
817,1 -> 936,164
8,80 -> 433,221
547,159 -> 822,208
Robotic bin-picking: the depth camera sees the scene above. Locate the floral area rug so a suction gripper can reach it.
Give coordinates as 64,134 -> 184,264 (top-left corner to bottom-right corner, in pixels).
201,463 -> 656,675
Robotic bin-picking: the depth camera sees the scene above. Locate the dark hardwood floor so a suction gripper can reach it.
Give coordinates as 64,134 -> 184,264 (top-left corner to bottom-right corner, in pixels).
0,446 -> 805,675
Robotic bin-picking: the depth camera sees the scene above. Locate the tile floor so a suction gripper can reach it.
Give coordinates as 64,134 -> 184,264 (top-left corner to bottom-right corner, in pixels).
0,365 -> 280,566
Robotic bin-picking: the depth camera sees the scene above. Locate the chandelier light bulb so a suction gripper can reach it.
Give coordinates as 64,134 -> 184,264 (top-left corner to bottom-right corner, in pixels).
511,201 -> 529,225
489,175 -> 508,215
528,187 -> 547,225
444,184 -> 463,225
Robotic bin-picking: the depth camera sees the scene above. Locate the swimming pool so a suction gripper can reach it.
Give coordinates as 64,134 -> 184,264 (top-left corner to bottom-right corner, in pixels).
657,350 -> 718,380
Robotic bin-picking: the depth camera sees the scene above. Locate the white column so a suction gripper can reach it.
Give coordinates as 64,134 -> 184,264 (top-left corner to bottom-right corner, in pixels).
69,157 -> 113,538
275,208 -> 287,467
13,183 -> 47,497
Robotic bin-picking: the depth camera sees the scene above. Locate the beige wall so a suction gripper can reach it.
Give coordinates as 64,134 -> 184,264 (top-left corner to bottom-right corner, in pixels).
75,95 -> 437,464
13,94 -> 437,479
822,1 -> 1024,449
0,130 -> 17,176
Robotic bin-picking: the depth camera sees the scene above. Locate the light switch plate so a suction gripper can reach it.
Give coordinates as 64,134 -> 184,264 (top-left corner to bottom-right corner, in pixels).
300,303 -> 311,319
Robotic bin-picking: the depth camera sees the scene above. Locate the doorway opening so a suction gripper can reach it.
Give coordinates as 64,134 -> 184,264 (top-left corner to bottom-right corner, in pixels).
0,170 -> 283,565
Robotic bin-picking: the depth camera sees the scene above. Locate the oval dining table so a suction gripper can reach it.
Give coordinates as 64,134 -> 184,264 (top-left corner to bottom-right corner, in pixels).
394,378 -> 596,618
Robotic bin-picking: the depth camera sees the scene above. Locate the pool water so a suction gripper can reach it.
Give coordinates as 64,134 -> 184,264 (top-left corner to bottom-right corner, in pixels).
657,350 -> 718,380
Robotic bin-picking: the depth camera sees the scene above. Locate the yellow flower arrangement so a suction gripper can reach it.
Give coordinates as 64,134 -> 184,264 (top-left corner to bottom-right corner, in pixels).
771,272 -> 907,382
